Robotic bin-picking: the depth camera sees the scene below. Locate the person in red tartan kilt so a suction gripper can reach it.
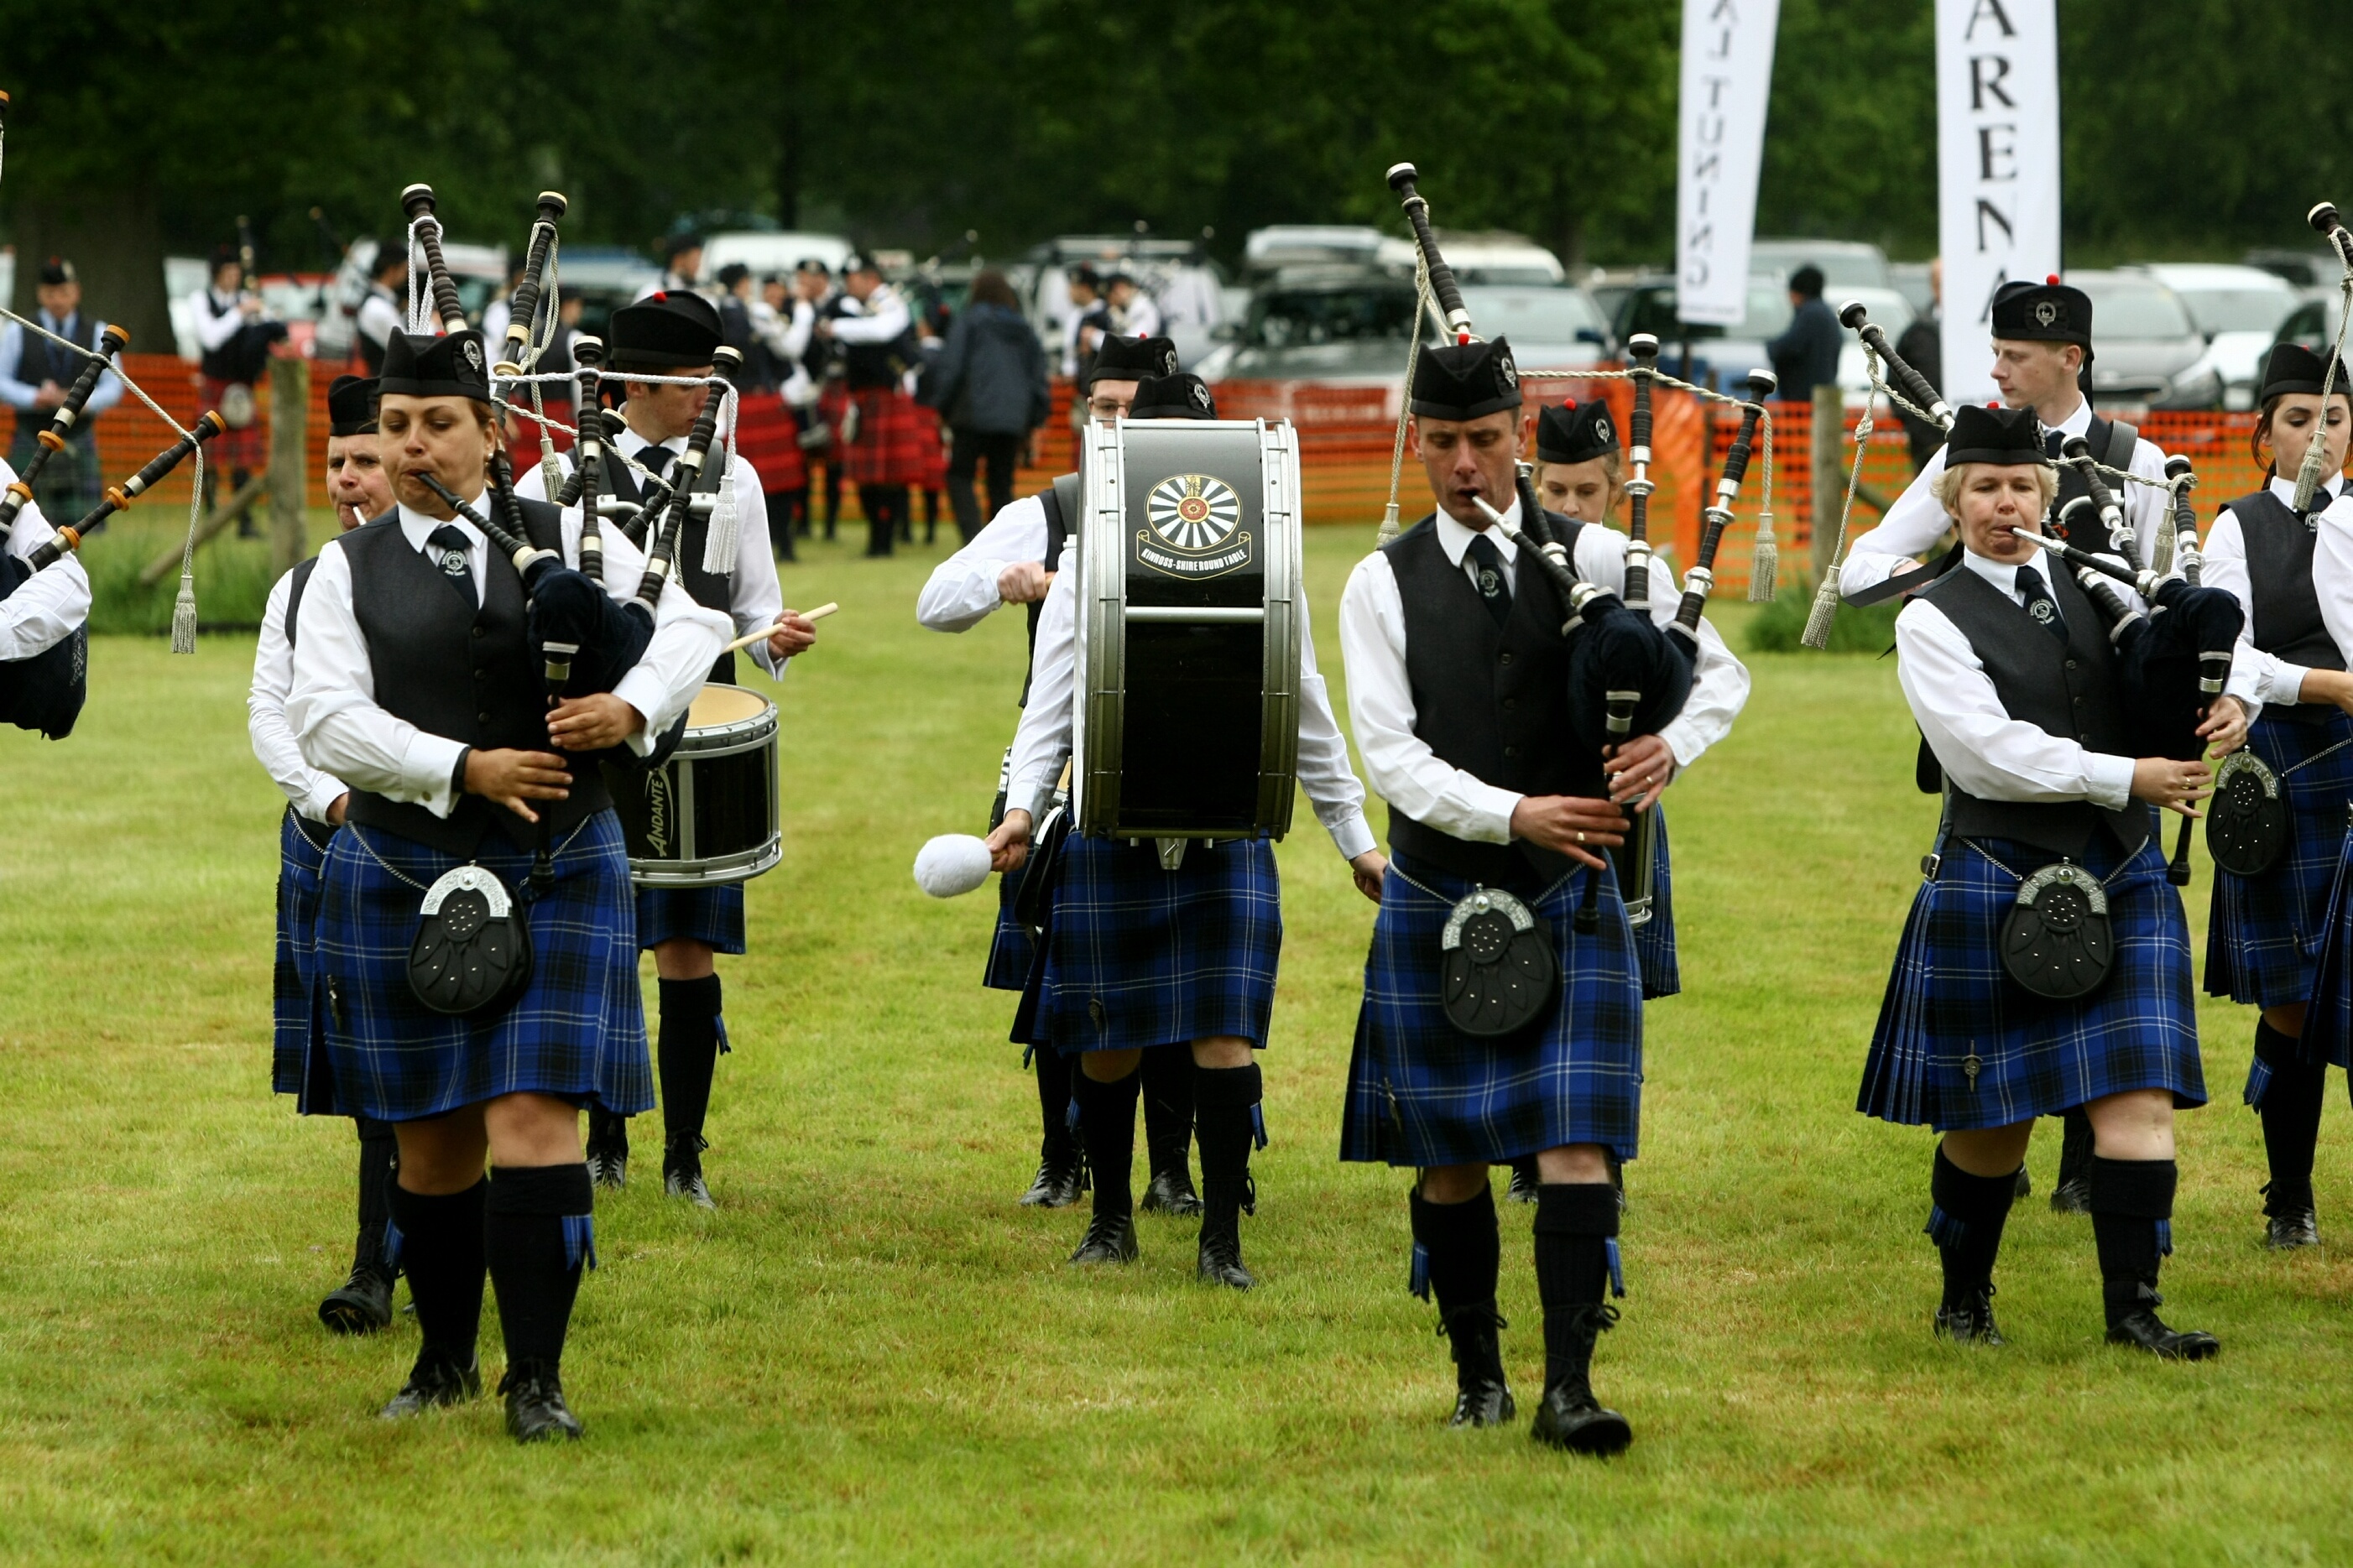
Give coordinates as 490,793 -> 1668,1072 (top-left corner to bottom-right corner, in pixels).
188,243 -> 288,527
910,398 -> 949,544
819,253 -> 926,556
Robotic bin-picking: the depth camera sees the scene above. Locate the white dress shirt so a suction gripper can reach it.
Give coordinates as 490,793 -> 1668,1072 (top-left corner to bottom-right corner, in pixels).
2201,472 -> 2353,721
0,312 -> 124,416
825,286 -> 911,346
249,565 -> 347,821
355,289 -> 402,356
1894,548 -> 2141,811
518,426 -> 788,677
287,493 -> 728,818
1114,294 -> 1162,339
191,288 -> 253,355
1841,396 -> 2172,597
1338,502 -> 1751,847
1007,555 -> 1375,861
0,460 -> 91,660
917,490 -> 1055,632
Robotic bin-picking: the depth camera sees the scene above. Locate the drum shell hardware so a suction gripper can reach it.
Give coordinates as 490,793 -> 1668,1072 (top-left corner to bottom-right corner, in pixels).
613,684 -> 782,886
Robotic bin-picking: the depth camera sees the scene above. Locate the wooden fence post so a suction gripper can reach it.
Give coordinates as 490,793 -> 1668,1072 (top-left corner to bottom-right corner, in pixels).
268,355 -> 309,579
1809,382 -> 1844,584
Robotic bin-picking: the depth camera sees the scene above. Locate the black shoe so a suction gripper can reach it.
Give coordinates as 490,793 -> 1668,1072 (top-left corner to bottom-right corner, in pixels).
378,1348 -> 482,1420
585,1109 -> 629,1190
2267,1207 -> 2322,1250
1196,1228 -> 1256,1290
1505,1159 -> 1540,1205
1439,1305 -> 1515,1428
1933,1286 -> 2006,1347
2013,1166 -> 2033,1201
1141,1168 -> 1205,1217
2048,1177 -> 2092,1215
2105,1289 -> 2220,1361
1068,1211 -> 1138,1265
499,1362 -> 585,1442
1020,1149 -> 1087,1208
664,1133 -> 715,1209
318,1262 -> 394,1336
1529,1382 -> 1633,1456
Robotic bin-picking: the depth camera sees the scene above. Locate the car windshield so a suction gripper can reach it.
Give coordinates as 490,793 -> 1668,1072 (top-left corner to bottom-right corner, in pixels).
1244,285 -> 1420,347
1461,287 -> 1602,341
1749,245 -> 1888,290
2172,287 -> 2294,336
2074,280 -> 2194,339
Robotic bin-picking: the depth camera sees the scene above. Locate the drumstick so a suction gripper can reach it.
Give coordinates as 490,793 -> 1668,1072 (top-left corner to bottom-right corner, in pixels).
724,602 -> 839,654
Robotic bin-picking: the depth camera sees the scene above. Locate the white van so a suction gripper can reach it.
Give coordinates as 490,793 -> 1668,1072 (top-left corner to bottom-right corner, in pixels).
697,232 -> 854,284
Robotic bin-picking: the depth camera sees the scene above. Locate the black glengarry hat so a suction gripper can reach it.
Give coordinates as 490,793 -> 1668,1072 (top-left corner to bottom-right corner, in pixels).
1990,274 -> 2094,356
1088,333 -> 1179,388
2259,341 -> 2344,401
326,374 -> 380,435
1128,372 -> 1217,420
1536,398 -> 1617,465
1410,336 -> 1521,420
607,291 -> 723,372
1943,402 -> 2048,466
37,256 -> 74,287
379,330 -> 491,403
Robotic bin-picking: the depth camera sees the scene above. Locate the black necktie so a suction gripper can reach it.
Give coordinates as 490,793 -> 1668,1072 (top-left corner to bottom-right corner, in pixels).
2014,564 -> 2067,644
2045,429 -> 2065,460
428,524 -> 476,610
1465,534 -> 1512,629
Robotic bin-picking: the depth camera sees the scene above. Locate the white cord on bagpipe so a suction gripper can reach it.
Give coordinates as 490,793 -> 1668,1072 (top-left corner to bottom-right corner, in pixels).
2293,270 -> 2353,510
1376,257 -> 1433,545
0,305 -> 209,651
404,214 -> 436,336
1798,346 -> 1883,649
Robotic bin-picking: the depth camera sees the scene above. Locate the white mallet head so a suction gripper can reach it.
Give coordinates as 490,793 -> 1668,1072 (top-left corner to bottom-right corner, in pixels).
913,834 -> 994,899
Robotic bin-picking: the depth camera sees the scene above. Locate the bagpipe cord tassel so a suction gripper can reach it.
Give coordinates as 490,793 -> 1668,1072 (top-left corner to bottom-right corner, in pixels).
1376,262 -> 1433,548
170,449 -> 205,654
1747,411 -> 1778,601
701,388 -> 742,576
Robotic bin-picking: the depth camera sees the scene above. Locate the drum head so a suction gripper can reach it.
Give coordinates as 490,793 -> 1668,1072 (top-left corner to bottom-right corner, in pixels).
687,684 -> 772,730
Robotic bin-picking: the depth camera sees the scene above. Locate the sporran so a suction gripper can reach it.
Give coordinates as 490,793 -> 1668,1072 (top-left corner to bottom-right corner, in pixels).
1996,858 -> 2115,1002
1438,885 -> 1558,1038
407,864 -> 534,1018
2205,749 -> 2291,879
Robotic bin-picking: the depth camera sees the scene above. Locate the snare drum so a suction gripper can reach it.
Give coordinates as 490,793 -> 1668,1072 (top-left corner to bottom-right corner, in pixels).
614,684 -> 781,887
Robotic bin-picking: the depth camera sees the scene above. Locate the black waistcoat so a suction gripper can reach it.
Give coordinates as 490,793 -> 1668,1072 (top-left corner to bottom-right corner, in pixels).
1382,513 -> 1592,888
14,314 -> 97,435
829,295 -> 907,390
1916,563 -> 2147,858
603,439 -> 737,685
2051,415 -> 2135,555
340,499 -> 614,856
199,293 -> 243,383
2230,486 -> 2345,725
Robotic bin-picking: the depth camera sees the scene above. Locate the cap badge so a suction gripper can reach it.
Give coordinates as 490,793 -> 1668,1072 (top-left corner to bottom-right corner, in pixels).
1497,350 -> 1518,388
462,338 -> 485,372
1593,414 -> 1614,445
2034,300 -> 2059,327
1191,381 -> 1212,411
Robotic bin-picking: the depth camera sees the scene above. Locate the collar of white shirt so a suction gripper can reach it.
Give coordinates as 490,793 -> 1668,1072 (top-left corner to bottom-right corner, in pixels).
1433,498 -> 1521,568
2041,399 -> 2094,443
397,497 -> 491,552
1959,546 -> 2048,607
2270,472 -> 2341,508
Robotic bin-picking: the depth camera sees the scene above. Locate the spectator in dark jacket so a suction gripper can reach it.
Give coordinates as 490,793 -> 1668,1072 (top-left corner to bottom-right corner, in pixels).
1895,258 -> 1945,472
1766,264 -> 1842,404
926,270 -> 1051,542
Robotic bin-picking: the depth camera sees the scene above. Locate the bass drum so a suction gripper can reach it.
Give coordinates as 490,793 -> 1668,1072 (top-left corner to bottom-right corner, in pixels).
614,684 -> 782,887
1074,417 -> 1302,841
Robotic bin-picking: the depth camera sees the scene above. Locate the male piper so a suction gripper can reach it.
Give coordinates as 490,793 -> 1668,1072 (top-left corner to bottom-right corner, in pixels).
518,289 -> 820,1206
917,335 -> 1206,1216
1839,274 -> 2173,1213
0,257 -> 123,523
1337,336 -> 1749,1453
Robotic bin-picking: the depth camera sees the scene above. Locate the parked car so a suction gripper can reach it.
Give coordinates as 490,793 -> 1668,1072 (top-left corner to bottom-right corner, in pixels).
2065,269 -> 2218,409
2127,263 -> 2298,410
698,232 -> 853,286
2273,293 -> 2343,357
556,246 -> 665,339
1427,231 -> 1564,286
1890,262 -> 1937,317
1192,266 -> 1421,384
2246,247 -> 2339,291
1747,237 -> 1891,292
1242,226 -> 1392,275
1606,274 -> 1914,400
1458,284 -> 1611,370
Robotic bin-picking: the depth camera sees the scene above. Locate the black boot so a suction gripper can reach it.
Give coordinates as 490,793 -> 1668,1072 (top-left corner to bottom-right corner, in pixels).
664,1133 -> 714,1209
2050,1107 -> 2095,1213
485,1164 -> 596,1440
1926,1143 -> 2018,1346
1140,1045 -> 1203,1217
1412,1185 -> 1513,1426
378,1180 -> 487,1419
2090,1156 -> 2220,1361
1193,1060 -> 1263,1289
584,1107 -> 629,1190
2252,1020 -> 2324,1249
1069,1065 -> 1140,1264
500,1360 -> 584,1442
1530,1181 -> 1631,1456
1505,1155 -> 1541,1205
321,1120 -> 399,1335
1020,1045 -> 1087,1207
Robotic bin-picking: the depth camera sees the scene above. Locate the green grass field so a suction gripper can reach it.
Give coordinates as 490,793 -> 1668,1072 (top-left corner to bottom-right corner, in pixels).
3,526 -> 2350,1565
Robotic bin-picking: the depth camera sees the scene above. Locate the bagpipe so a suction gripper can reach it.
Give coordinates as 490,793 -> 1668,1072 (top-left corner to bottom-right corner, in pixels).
1839,301 -> 2241,884
1387,162 -> 1771,933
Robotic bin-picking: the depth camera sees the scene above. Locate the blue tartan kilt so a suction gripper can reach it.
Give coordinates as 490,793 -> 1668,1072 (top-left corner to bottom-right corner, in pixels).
2289,810 -> 2353,1073
312,810 -> 655,1123
6,424 -> 102,524
1857,831 -> 2204,1131
1341,853 -> 1645,1168
1627,805 -> 1679,1001
635,883 -> 747,953
2206,711 -> 2353,1008
982,867 -> 1035,991
271,808 -> 333,1099
1012,834 -> 1281,1055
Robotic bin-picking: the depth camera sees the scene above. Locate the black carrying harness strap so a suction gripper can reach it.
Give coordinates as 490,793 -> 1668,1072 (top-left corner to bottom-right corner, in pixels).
1018,472 -> 1080,706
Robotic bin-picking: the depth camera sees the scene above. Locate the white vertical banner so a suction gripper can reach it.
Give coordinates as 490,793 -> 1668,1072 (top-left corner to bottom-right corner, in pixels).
1937,0 -> 2062,404
1675,0 -> 1780,326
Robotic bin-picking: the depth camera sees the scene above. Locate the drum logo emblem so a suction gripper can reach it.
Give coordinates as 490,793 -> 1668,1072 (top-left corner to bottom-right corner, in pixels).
643,770 -> 674,857
1139,472 -> 1251,579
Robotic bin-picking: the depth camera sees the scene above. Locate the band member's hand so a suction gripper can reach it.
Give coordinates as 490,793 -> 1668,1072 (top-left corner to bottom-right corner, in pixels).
465,748 -> 571,822
33,382 -> 63,409
2195,695 -> 2249,758
1602,733 -> 1677,810
239,295 -> 265,318
326,793 -> 349,827
998,560 -> 1053,605
816,319 -> 836,340
1510,794 -> 1627,870
546,692 -> 644,753
2130,757 -> 2214,816
768,612 -> 818,659
1349,849 -> 1387,904
987,809 -> 1033,874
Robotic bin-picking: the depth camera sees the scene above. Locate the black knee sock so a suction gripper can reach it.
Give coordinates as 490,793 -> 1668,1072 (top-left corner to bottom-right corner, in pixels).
1411,1183 -> 1503,1380
485,1164 -> 595,1375
1140,1045 -> 1197,1185
1033,1044 -> 1077,1162
1532,1182 -> 1620,1392
656,975 -> 724,1145
1073,1066 -> 1141,1222
387,1179 -> 487,1365
2089,1155 -> 2177,1327
1927,1143 -> 2019,1309
2058,1106 -> 2095,1188
1192,1061 -> 1263,1241
355,1117 -> 399,1275
2252,1020 -> 2325,1211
